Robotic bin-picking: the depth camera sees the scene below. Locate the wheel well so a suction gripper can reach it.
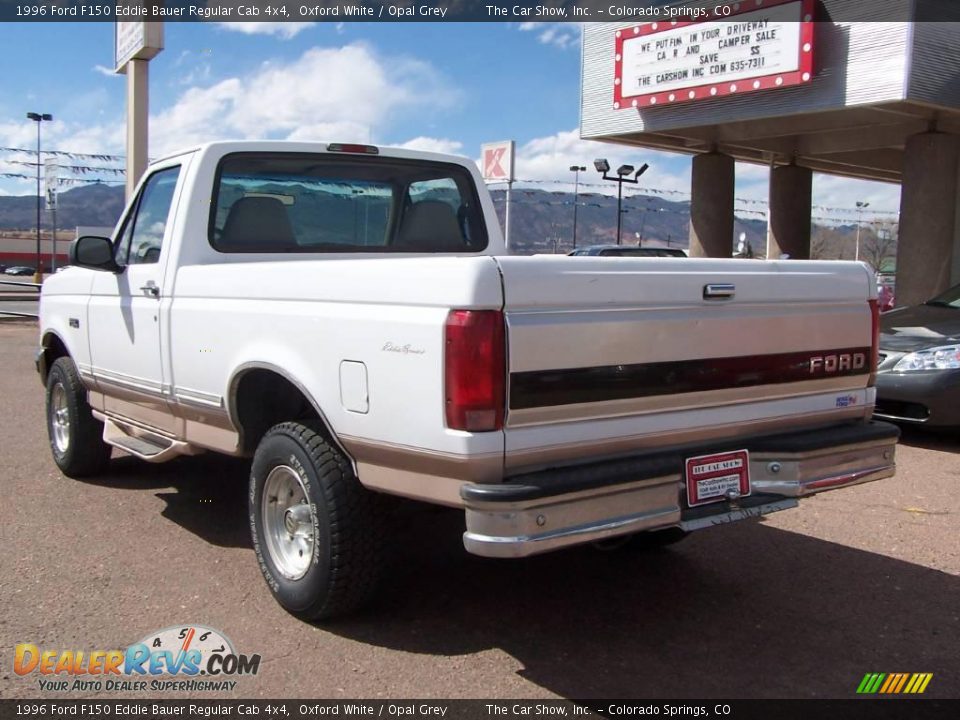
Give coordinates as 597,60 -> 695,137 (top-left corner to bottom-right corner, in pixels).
232,369 -> 333,455
39,333 -> 69,383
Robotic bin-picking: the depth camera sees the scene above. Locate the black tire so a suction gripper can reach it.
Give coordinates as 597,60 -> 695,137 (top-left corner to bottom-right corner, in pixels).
249,420 -> 387,620
45,356 -> 112,478
593,527 -> 689,553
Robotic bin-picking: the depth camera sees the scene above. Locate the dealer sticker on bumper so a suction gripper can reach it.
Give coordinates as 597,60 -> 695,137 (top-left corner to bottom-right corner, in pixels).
685,449 -> 751,507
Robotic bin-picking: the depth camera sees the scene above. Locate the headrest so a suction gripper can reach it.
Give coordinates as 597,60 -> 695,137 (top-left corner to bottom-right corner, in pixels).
396,200 -> 466,252
220,196 -> 296,249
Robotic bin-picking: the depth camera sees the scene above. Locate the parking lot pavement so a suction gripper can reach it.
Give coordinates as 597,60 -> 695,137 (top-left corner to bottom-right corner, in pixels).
0,300 -> 39,316
1,321 -> 957,700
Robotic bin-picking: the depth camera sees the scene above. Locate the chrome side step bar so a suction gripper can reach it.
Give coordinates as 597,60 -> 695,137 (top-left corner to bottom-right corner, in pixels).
95,413 -> 198,463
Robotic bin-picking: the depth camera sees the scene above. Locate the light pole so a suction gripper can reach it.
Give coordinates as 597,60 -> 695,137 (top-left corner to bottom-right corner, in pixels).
569,165 -> 585,250
855,200 -> 869,262
595,159 -> 649,245
48,188 -> 58,272
637,197 -> 654,246
27,112 -> 53,284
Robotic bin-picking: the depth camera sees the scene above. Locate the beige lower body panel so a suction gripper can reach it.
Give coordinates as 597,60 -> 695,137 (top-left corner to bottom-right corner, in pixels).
344,435 -> 502,506
86,386 -> 241,458
355,463 -> 468,507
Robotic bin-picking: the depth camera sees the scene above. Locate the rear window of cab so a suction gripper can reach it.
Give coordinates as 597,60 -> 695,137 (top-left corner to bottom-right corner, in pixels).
208,152 -> 488,254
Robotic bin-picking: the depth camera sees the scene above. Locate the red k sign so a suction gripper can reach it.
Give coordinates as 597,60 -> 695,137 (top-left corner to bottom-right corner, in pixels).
481,140 -> 515,181
484,148 -> 506,178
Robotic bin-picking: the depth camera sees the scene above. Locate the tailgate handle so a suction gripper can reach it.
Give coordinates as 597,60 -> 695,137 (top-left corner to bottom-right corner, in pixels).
703,283 -> 735,300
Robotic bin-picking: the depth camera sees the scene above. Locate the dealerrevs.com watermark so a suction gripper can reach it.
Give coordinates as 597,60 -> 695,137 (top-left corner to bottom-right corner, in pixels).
14,625 -> 261,694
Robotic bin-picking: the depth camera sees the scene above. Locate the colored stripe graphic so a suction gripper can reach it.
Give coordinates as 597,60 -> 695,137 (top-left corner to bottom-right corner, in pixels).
857,672 -> 932,694
893,673 -> 909,693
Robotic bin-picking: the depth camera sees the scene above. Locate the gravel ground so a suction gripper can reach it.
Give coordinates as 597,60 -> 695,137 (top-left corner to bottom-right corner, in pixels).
1,322 -> 957,700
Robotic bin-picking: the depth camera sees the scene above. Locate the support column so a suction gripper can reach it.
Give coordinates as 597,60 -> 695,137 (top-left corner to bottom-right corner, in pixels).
767,163 -> 812,260
126,58 -> 149,200
689,152 -> 734,257
896,132 -> 960,306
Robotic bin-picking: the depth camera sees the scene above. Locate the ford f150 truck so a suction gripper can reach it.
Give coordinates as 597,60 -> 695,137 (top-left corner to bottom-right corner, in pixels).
38,141 -> 898,620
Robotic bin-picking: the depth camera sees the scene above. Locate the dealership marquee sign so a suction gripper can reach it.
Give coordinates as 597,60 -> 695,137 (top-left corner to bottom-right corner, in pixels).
613,0 -> 815,109
114,19 -> 164,73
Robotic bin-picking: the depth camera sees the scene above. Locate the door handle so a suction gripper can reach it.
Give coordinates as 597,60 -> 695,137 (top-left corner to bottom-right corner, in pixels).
140,283 -> 160,298
703,283 -> 735,300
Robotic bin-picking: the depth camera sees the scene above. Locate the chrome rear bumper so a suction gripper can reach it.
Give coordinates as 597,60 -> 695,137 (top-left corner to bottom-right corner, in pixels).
461,421 -> 898,558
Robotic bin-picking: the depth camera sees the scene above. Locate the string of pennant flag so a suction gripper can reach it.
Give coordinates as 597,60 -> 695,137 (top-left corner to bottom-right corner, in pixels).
489,178 -> 900,217
0,146 -> 125,161
5,159 -> 126,175
491,195 -> 898,228
0,172 -> 124,185
1,147 -> 126,188
0,145 -> 899,219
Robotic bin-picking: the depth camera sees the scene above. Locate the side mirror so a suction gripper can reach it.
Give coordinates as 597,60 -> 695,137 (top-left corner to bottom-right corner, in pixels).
69,236 -> 119,273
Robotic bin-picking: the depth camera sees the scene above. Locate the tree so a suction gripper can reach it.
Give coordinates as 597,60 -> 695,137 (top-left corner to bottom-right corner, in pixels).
860,222 -> 898,273
810,227 -> 831,259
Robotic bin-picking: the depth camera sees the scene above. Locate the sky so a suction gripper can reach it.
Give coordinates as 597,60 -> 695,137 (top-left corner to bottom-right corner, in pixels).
0,20 -> 902,225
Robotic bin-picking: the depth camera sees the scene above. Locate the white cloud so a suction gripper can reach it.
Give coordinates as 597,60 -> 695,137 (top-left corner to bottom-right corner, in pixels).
176,63 -> 213,86
92,65 -> 115,77
506,128 -> 692,198
394,137 -> 464,155
517,22 -> 582,49
812,174 -> 900,221
1,43 -> 457,194
0,119 -> 44,150
149,44 -> 458,154
216,22 -> 314,40
0,117 -> 123,158
734,161 -> 770,204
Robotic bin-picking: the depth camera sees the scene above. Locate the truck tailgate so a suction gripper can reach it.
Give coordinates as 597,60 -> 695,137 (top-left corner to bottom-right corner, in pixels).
495,256 -> 876,473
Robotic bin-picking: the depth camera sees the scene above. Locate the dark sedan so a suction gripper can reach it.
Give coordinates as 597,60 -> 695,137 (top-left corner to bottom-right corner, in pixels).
874,283 -> 960,427
569,245 -> 687,257
3,266 -> 35,276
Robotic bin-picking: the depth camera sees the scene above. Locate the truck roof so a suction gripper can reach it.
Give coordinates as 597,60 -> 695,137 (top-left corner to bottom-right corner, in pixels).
148,140 -> 475,169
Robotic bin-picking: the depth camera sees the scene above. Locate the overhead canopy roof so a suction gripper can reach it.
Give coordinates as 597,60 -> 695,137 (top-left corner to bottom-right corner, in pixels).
580,3 -> 960,183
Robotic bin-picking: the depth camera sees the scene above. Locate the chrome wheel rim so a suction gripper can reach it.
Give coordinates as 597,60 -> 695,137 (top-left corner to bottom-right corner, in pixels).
50,382 -> 70,454
261,465 -> 315,580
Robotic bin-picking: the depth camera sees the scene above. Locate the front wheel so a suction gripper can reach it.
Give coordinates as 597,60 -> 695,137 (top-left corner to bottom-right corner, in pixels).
45,356 -> 112,478
249,421 -> 387,620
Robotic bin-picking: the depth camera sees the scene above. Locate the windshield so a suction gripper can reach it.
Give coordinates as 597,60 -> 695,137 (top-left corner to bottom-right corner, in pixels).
209,152 -> 488,253
927,284 -> 960,308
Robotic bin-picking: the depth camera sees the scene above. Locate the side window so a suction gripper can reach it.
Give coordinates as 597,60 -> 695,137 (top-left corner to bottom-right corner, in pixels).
115,166 -> 181,266
113,211 -> 135,266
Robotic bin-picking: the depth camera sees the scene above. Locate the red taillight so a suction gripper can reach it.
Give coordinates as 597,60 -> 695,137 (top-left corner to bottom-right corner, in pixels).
444,310 -> 505,432
869,298 -> 880,387
326,143 -> 379,155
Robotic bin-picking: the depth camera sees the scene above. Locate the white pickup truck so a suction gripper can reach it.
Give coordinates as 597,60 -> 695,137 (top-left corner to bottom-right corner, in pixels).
38,141 -> 898,619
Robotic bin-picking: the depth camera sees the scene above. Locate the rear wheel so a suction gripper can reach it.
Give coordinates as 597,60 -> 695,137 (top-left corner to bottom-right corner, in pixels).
249,420 -> 387,620
45,356 -> 112,478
